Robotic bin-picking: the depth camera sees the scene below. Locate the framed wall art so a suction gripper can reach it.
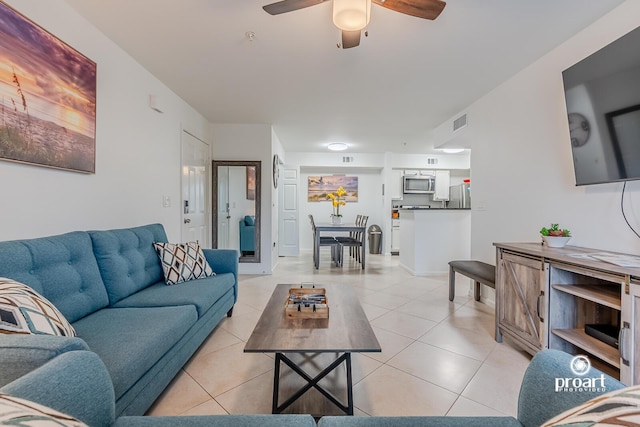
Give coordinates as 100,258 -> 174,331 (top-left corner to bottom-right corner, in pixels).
308,174 -> 358,202
0,1 -> 97,173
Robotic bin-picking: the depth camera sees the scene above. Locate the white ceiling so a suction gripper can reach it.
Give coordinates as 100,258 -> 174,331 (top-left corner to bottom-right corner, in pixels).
64,0 -> 624,153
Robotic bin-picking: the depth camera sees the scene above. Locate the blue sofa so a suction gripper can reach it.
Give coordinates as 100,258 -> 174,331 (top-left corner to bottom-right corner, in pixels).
0,348 -> 624,426
239,215 -> 255,255
0,224 -> 239,417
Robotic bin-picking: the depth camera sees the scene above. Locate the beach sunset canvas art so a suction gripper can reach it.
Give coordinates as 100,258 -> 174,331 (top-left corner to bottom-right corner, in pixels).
0,2 -> 96,173
308,175 -> 358,202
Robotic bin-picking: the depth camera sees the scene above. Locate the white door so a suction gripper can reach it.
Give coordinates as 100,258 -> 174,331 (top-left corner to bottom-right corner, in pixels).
278,166 -> 299,256
181,130 -> 210,246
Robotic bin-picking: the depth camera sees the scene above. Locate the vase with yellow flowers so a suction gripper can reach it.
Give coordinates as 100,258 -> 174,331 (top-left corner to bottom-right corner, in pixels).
327,186 -> 347,224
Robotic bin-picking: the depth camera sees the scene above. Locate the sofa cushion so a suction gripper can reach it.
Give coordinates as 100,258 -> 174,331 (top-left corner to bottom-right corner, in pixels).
0,393 -> 87,426
317,417 -> 522,426
89,224 -> 168,305
0,231 -> 109,322
0,278 -> 75,336
153,242 -> 214,286
542,384 -> 640,426
72,306 -> 197,399
114,414 -> 318,427
111,273 -> 235,317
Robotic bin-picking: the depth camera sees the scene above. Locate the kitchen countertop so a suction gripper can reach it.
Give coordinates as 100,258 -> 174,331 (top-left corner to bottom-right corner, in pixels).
398,207 -> 471,210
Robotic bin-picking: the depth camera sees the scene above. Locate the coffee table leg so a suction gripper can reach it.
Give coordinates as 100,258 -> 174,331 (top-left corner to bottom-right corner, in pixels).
272,353 -> 282,414
346,353 -> 353,415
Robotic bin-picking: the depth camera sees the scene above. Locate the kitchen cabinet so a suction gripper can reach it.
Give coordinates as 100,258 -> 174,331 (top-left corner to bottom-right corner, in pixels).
391,170 -> 403,200
404,170 -> 419,176
433,170 -> 450,201
495,242 -> 640,384
391,220 -> 400,254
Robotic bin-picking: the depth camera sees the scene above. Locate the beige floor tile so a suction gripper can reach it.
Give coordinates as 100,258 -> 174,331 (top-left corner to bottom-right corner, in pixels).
360,302 -> 390,321
364,327 -> 414,363
193,326 -> 243,358
185,342 -> 273,397
353,365 -> 457,416
447,396 -> 508,417
396,298 -> 459,323
146,370 -> 210,416
387,341 -> 482,394
214,371 -> 275,414
180,399 -> 228,416
220,309 -> 262,341
359,291 -> 410,310
418,321 -> 497,361
461,351 -> 529,417
370,310 -> 437,339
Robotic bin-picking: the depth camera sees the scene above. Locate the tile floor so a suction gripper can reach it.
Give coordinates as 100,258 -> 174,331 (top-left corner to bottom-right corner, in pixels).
147,252 -> 532,418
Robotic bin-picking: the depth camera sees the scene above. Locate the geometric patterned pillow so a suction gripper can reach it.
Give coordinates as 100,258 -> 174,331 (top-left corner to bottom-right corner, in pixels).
542,384 -> 640,426
0,393 -> 87,426
0,277 -> 76,336
153,242 -> 215,286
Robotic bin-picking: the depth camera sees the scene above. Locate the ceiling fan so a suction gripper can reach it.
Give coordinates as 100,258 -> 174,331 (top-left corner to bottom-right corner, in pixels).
262,0 -> 446,49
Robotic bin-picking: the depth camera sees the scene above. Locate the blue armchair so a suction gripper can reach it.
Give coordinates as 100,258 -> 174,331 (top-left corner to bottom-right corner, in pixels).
239,215 -> 255,255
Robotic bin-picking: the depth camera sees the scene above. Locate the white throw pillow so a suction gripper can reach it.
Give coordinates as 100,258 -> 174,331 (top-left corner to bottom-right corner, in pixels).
0,277 -> 76,336
153,242 -> 215,285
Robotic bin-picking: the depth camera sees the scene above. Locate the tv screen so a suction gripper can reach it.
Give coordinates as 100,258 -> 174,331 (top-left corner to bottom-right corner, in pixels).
562,25 -> 640,186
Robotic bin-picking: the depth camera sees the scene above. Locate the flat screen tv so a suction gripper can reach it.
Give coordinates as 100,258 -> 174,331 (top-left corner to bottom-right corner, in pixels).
562,25 -> 640,186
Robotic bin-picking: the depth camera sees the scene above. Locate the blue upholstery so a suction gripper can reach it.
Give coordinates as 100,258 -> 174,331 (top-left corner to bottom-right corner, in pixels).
0,224 -> 239,418
239,216 -> 255,253
89,224 -> 168,305
318,417 -> 521,427
517,349 -> 625,427
111,273 -> 235,317
72,306 -> 197,400
1,351 -> 116,427
115,415 -> 317,427
0,231 -> 109,322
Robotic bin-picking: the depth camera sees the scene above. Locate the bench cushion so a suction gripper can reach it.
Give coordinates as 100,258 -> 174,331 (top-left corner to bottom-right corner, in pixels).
449,260 -> 495,286
72,306 -> 197,399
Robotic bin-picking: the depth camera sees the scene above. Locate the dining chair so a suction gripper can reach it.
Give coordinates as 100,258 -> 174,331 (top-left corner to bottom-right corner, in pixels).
335,215 -> 368,266
308,214 -> 340,268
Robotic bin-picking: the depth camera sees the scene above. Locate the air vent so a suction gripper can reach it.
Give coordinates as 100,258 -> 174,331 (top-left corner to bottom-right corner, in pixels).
427,158 -> 438,165
342,156 -> 354,163
453,114 -> 468,132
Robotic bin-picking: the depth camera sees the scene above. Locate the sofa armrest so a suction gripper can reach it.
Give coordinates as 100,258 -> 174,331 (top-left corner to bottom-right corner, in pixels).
517,349 -> 625,427
0,350 -> 116,427
0,334 -> 90,387
203,248 -> 238,278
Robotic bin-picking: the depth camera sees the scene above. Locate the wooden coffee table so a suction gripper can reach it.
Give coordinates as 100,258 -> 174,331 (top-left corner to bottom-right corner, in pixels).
244,283 -> 381,416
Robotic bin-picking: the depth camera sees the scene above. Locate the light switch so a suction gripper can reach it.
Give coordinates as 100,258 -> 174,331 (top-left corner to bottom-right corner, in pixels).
162,196 -> 171,208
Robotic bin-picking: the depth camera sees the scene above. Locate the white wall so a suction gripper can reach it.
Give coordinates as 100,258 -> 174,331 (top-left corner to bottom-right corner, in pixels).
454,1 -> 640,264
271,129 -> 285,270
0,0 -> 210,242
211,124 -> 274,274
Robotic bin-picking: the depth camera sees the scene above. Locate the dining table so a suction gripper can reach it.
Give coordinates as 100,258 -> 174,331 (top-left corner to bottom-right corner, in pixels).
313,222 -> 366,270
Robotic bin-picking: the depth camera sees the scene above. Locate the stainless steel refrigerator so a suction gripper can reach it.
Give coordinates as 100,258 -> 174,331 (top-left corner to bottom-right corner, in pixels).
449,183 -> 471,208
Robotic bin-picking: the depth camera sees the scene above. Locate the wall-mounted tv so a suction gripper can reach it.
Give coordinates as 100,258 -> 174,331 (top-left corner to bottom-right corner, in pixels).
562,25 -> 640,186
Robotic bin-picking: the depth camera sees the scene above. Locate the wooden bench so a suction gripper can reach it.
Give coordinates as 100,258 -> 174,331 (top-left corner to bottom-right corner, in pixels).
448,260 -> 496,302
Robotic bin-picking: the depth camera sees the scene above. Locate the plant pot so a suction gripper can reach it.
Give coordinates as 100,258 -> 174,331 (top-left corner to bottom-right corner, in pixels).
542,236 -> 571,248
331,215 -> 342,225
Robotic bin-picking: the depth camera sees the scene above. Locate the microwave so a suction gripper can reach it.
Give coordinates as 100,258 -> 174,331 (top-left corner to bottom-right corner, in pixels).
403,175 -> 435,194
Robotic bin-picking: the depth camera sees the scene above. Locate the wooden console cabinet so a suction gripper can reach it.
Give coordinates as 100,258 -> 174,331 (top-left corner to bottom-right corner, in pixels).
495,242 -> 640,384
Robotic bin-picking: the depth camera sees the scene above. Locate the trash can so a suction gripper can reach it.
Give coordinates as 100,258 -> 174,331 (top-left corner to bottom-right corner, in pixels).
368,225 -> 382,254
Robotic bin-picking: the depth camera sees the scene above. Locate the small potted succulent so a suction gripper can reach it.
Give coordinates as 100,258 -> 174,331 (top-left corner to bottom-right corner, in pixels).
540,223 -> 572,248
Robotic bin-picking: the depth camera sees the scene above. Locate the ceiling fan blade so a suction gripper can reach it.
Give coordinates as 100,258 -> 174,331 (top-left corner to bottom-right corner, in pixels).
263,0 -> 329,15
341,30 -> 361,49
372,0 -> 446,20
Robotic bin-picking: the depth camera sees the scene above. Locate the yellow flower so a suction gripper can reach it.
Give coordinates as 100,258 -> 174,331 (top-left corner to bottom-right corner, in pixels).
326,193 -> 336,200
336,187 -> 347,197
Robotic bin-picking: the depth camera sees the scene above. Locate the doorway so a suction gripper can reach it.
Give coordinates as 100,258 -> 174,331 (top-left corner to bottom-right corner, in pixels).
181,130 -> 210,246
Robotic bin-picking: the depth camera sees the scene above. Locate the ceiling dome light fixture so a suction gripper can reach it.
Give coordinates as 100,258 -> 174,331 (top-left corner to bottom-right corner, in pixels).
333,0 -> 371,31
328,142 -> 349,151
442,148 -> 465,154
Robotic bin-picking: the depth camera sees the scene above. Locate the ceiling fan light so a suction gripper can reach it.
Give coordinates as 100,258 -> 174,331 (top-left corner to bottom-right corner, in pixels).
333,0 -> 371,32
